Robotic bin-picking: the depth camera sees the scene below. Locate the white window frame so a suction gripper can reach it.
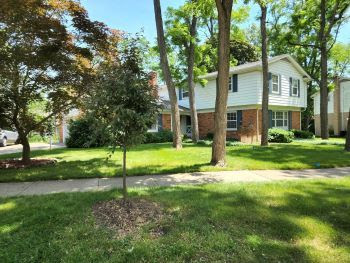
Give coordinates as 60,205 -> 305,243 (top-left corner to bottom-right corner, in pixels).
272,111 -> 289,130
228,76 -> 232,91
148,120 -> 158,133
227,111 -> 238,131
291,78 -> 299,97
271,73 -> 280,94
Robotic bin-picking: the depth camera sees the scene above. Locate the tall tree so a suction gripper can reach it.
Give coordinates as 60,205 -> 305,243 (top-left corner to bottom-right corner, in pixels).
165,1 -> 201,142
211,0 -> 234,166
89,37 -> 159,199
289,0 -> 349,138
330,42 -> 350,76
0,0 -> 107,163
258,1 -> 269,146
153,0 -> 182,149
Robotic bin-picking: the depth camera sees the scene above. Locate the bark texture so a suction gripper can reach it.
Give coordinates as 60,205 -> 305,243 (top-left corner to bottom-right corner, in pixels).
122,146 -> 127,199
153,0 -> 182,149
260,3 -> 269,146
21,135 -> 31,164
345,108 -> 350,151
211,0 -> 233,166
187,14 -> 199,143
319,0 -> 329,139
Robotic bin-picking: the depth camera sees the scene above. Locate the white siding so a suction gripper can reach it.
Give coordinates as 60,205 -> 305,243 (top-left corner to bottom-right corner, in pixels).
258,59 -> 307,108
341,81 -> 350,113
314,92 -> 334,115
180,71 -> 260,110
176,58 -> 308,110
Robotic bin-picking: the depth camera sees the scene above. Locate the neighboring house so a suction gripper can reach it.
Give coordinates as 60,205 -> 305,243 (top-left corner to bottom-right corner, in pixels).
156,54 -> 311,143
313,77 -> 350,136
57,109 -> 81,143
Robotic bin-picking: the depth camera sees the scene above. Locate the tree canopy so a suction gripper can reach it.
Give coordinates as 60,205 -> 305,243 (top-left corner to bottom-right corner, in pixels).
0,0 -> 109,162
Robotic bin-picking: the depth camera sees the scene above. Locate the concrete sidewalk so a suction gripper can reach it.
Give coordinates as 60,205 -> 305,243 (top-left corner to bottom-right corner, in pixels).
1,167 -> 350,197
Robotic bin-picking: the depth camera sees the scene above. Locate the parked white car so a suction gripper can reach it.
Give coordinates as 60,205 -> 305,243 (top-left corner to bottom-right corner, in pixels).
0,129 -> 19,147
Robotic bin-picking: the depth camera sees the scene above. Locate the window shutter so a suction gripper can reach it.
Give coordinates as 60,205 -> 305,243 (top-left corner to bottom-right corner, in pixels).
179,88 -> 182,100
288,111 -> 292,130
279,74 -> 282,95
268,72 -> 272,94
298,79 -> 301,97
237,110 -> 243,129
269,110 -> 273,128
158,114 -> 163,132
289,77 -> 293,96
232,74 -> 238,92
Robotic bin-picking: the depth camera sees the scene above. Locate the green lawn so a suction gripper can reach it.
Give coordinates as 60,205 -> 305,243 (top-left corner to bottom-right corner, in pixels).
0,139 -> 349,182
1,179 -> 350,262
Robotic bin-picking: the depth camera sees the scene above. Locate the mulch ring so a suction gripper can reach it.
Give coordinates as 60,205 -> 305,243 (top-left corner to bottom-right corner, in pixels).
0,158 -> 57,169
92,198 -> 166,238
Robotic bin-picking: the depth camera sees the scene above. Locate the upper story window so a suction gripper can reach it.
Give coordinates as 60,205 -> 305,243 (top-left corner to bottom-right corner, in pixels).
228,74 -> 238,92
227,112 -> 237,130
291,78 -> 299,97
271,73 -> 280,94
182,89 -> 189,99
272,111 -> 288,129
228,76 -> 232,91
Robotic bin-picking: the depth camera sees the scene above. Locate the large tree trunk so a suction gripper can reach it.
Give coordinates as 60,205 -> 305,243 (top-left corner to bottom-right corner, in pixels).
122,146 -> 127,200
260,4 -> 269,146
153,0 -> 182,149
345,108 -> 350,151
211,0 -> 233,166
187,15 -> 199,143
319,0 -> 329,140
21,134 -> 31,164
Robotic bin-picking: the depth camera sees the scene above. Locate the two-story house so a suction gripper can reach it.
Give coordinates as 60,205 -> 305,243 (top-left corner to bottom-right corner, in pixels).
156,54 -> 312,143
313,77 -> 350,136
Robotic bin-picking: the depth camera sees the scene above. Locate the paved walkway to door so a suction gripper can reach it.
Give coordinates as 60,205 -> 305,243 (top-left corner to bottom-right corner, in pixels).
1,167 -> 349,197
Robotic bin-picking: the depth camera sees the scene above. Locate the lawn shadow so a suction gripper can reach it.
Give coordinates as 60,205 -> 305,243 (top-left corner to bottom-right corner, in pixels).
1,179 -> 350,262
228,144 -> 350,169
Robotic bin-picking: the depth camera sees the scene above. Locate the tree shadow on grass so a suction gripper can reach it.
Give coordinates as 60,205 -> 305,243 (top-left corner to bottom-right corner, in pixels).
1,179 -> 350,262
228,144 -> 350,169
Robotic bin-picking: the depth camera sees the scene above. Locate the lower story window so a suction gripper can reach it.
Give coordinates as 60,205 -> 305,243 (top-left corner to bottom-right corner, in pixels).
148,120 -> 158,132
272,111 -> 288,129
227,112 -> 237,130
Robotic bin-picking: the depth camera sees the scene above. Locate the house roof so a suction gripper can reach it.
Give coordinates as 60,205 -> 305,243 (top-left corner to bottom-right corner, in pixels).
159,99 -> 189,112
312,76 -> 350,97
200,54 -> 312,81
340,77 -> 350,82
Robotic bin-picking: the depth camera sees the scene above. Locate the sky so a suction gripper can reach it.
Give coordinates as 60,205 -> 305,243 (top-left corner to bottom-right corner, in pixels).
80,0 -> 350,44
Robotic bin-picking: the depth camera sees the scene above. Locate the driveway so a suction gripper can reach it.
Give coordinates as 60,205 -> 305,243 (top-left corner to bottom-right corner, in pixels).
0,143 -> 65,155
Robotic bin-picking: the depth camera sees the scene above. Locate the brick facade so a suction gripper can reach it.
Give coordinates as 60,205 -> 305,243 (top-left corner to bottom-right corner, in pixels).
291,111 -> 301,130
162,114 -> 172,130
162,109 -> 301,142
198,112 -> 215,138
197,109 -> 301,142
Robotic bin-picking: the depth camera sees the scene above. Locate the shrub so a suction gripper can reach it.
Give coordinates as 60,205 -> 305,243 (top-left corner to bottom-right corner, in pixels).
197,140 -> 212,146
206,132 -> 214,140
268,128 -> 294,143
144,130 -> 173,144
292,129 -> 315,139
66,117 -> 109,148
